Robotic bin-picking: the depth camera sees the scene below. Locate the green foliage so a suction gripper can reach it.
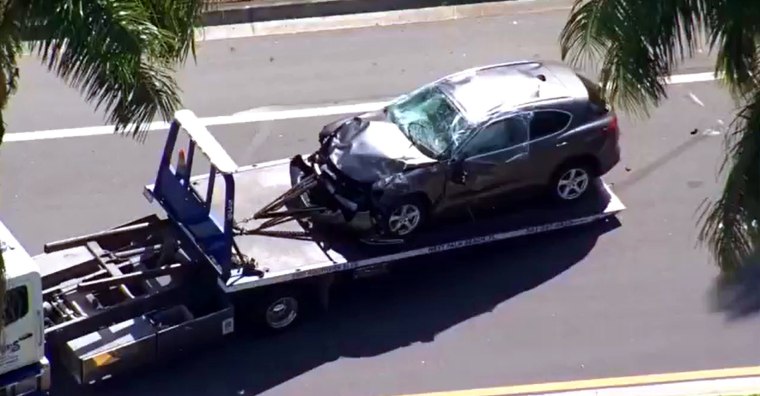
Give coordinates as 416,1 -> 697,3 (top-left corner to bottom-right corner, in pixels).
559,0 -> 760,275
22,0 -> 207,140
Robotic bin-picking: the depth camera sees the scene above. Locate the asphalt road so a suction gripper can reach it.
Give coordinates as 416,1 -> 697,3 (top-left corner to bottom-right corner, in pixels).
3,1 -> 760,395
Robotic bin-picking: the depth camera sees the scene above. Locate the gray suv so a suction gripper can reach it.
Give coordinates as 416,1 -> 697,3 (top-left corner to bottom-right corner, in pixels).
293,60 -> 621,238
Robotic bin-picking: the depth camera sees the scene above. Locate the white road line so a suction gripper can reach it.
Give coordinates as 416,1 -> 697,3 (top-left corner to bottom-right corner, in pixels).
5,100 -> 390,143
5,71 -> 719,143
665,71 -> 717,84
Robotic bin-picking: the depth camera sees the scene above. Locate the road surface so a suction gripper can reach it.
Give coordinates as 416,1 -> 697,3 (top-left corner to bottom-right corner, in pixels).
3,1 -> 760,395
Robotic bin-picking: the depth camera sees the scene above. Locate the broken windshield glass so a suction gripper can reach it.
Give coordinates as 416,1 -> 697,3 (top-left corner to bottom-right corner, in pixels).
386,86 -> 470,158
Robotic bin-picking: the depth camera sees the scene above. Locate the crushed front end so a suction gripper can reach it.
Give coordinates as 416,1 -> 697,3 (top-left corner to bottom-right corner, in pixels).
289,151 -> 377,232
284,112 -> 437,237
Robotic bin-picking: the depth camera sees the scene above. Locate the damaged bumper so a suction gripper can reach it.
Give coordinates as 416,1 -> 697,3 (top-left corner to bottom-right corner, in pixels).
289,153 -> 375,231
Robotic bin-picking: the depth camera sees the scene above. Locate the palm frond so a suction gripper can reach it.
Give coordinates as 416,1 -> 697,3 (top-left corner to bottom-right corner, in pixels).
0,0 -> 26,126
25,0 -> 204,140
559,0 -> 705,116
0,0 -> 29,339
698,89 -> 760,275
559,0 -> 760,274
140,0 -> 209,63
701,1 -> 760,100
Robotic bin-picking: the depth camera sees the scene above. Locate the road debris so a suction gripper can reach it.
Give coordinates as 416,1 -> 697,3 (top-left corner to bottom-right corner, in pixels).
687,92 -> 705,107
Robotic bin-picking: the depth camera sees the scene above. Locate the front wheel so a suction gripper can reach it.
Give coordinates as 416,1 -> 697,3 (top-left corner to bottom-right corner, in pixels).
550,163 -> 594,201
376,196 -> 429,238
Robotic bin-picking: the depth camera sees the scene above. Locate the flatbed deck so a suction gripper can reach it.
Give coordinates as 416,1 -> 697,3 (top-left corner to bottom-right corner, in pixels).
190,160 -> 625,293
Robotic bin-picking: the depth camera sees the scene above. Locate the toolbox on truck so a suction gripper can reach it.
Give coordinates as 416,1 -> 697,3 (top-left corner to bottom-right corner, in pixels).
59,296 -> 234,385
62,315 -> 156,385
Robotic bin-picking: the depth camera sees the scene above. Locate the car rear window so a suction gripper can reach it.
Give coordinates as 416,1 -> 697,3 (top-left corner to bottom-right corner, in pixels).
530,110 -> 572,139
577,73 -> 608,114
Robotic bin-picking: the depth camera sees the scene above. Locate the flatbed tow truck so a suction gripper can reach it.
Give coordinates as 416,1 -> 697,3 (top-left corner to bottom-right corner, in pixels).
0,109 -> 625,394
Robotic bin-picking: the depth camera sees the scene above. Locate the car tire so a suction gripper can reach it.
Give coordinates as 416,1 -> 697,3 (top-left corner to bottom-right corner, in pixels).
376,195 -> 429,238
550,162 -> 595,202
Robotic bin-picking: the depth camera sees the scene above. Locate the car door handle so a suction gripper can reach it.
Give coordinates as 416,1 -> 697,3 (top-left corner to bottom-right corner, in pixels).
556,141 -> 568,147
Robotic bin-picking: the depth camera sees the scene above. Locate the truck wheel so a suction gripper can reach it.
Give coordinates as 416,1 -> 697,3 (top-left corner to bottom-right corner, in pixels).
550,162 -> 594,201
256,291 -> 303,332
377,195 -> 428,238
265,296 -> 299,330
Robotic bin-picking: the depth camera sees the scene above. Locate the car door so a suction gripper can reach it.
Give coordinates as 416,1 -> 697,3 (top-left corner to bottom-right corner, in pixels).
441,112 -> 532,211
523,109 -> 574,181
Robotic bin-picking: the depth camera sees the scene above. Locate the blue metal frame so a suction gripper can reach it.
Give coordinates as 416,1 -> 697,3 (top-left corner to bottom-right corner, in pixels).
151,120 -> 236,280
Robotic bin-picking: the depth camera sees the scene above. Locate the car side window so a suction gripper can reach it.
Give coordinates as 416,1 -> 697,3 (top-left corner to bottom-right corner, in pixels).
460,115 -> 530,158
529,110 -> 572,140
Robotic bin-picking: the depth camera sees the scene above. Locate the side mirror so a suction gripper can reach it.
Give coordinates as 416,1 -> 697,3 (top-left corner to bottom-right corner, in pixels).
450,158 -> 467,185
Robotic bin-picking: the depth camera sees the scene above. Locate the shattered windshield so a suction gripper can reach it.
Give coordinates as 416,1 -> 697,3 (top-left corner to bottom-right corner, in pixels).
386,85 -> 470,158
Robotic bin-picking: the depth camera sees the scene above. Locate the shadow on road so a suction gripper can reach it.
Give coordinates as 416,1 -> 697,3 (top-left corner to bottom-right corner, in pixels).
54,217 -> 621,396
709,257 -> 760,320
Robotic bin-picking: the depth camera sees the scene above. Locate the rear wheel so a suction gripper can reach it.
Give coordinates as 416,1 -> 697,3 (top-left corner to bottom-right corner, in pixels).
265,296 -> 299,330
550,162 -> 595,201
251,289 -> 304,333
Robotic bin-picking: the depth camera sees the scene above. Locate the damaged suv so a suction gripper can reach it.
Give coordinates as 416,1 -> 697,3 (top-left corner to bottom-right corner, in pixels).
291,60 -> 621,239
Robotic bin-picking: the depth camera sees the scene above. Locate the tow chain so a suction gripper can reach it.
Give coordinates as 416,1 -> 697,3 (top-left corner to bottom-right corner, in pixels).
233,173 -> 324,239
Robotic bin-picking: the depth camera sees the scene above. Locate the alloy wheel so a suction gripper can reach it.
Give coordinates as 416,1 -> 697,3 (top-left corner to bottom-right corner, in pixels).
388,204 -> 422,236
556,168 -> 589,200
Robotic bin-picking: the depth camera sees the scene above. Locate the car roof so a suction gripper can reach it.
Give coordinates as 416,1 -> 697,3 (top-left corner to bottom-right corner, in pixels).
436,61 -> 587,122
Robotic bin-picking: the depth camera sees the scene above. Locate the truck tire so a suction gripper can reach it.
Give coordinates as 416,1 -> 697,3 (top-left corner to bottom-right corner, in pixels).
257,289 -> 303,333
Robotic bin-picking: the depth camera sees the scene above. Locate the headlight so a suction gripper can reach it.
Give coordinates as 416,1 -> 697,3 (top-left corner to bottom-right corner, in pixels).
372,175 -> 393,191
373,173 -> 408,192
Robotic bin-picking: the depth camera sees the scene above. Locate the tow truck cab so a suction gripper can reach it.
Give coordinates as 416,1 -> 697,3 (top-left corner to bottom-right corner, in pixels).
0,221 -> 51,395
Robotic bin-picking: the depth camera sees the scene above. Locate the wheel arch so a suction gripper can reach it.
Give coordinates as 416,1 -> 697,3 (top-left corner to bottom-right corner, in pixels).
376,189 -> 434,212
552,154 -> 602,180
406,191 -> 433,210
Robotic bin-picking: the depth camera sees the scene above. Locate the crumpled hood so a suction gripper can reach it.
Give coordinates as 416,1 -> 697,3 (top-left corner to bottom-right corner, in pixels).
323,115 -> 436,184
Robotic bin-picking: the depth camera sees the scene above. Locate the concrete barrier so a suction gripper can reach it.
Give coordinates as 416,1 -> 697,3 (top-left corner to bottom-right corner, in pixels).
200,0 -> 506,26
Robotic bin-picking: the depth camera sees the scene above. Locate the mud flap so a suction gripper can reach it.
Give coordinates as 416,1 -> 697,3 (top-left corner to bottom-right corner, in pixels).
316,273 -> 336,312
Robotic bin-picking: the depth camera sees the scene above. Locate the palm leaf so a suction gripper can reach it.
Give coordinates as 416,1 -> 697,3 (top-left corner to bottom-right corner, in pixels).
700,0 -> 760,99
140,0 -> 208,62
0,0 -> 33,337
698,91 -> 760,275
24,0 -> 205,140
0,0 -> 25,142
560,0 -> 760,274
559,0 -> 704,116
